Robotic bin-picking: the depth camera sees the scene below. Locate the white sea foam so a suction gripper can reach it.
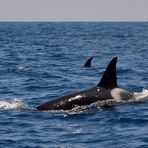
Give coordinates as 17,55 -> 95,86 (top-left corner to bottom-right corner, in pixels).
16,65 -> 32,71
134,88 -> 148,102
0,98 -> 28,110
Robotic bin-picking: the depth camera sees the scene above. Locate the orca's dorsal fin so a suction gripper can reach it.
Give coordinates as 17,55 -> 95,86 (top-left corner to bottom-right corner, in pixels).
83,57 -> 93,67
97,57 -> 118,88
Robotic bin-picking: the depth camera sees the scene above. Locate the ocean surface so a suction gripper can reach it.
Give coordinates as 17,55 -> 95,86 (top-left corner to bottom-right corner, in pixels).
0,22 -> 148,148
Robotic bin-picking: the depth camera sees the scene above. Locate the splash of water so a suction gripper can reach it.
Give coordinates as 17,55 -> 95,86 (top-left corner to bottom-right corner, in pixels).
0,98 -> 28,110
134,88 -> 148,102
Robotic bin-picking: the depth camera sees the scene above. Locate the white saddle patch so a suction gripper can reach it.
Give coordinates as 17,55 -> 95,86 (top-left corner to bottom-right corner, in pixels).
111,88 -> 133,101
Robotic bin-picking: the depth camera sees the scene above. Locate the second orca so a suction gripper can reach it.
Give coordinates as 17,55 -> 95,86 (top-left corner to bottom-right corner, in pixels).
83,57 -> 93,67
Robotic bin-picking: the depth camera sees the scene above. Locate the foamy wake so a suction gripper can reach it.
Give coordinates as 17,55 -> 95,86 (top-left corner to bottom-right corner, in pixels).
0,98 -> 28,110
134,88 -> 148,102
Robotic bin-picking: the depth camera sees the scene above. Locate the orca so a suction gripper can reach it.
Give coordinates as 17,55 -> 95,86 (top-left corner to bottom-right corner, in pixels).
83,57 -> 93,67
37,57 -> 134,111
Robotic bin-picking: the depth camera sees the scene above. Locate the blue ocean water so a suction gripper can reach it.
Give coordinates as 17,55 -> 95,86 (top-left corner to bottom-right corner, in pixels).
0,22 -> 148,148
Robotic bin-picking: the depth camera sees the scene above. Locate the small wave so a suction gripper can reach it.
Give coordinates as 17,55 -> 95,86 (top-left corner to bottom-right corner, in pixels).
16,65 -> 32,72
0,98 -> 29,110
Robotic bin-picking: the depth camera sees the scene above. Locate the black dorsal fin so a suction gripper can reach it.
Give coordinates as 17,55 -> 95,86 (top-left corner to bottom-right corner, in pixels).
97,57 -> 118,88
83,57 -> 93,67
